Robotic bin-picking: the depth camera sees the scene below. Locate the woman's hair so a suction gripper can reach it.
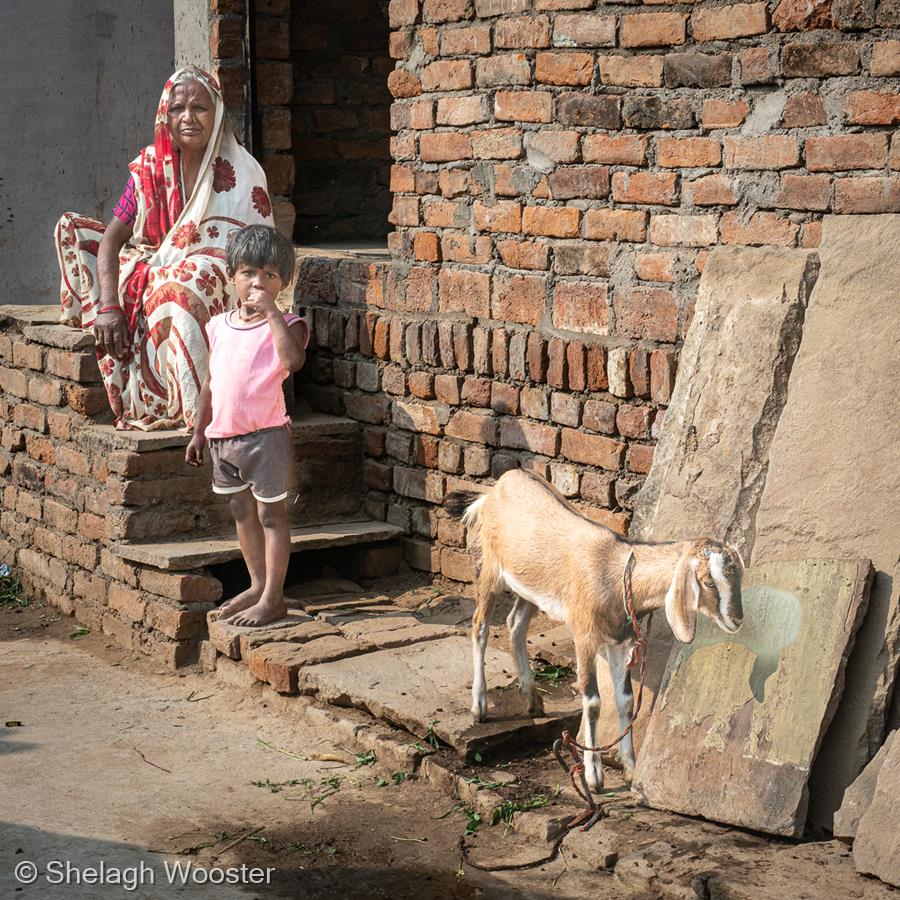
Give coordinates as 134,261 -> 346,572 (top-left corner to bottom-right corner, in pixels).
171,71 -> 214,99
226,225 -> 295,283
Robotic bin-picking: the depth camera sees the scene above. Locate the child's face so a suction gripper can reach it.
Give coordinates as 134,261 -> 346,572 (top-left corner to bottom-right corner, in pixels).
231,263 -> 285,307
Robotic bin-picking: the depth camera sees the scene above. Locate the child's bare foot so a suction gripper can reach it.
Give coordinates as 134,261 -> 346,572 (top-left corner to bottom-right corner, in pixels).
227,594 -> 287,628
217,586 -> 263,619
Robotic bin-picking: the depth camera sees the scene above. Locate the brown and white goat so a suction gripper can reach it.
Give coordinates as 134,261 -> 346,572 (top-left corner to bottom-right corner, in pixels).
445,469 -> 744,792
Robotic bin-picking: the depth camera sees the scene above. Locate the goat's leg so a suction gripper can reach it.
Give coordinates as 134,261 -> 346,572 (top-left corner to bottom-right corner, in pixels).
470,575 -> 496,723
506,598 -> 543,718
600,642 -> 636,785
576,641 -> 604,793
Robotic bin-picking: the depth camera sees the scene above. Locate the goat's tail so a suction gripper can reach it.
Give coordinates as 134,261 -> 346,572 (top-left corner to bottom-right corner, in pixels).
445,490 -> 487,529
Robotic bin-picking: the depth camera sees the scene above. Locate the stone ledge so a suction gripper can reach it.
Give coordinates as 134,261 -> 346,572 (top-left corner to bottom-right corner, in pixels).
109,520 -> 404,569
79,408 -> 360,452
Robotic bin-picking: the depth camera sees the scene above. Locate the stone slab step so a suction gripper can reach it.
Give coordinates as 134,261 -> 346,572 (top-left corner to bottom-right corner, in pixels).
110,520 -> 404,570
0,304 -> 59,328
80,408 -> 358,453
297,635 -> 582,761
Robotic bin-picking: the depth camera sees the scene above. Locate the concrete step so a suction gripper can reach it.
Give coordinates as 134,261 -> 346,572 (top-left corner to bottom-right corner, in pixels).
108,519 -> 404,569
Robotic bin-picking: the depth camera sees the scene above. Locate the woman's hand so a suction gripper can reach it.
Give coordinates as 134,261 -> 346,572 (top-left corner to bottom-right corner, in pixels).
93,306 -> 129,359
185,433 -> 206,467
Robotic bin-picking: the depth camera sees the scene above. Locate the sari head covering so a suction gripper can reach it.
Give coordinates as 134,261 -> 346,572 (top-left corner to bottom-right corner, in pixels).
56,66 -> 276,429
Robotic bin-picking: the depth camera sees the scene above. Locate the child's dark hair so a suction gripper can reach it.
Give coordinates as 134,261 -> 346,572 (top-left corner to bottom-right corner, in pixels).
225,225 -> 295,283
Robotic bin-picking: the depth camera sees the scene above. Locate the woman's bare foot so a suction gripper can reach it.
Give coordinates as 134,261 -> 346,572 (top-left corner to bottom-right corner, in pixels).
227,594 -> 287,628
217,586 -> 263,619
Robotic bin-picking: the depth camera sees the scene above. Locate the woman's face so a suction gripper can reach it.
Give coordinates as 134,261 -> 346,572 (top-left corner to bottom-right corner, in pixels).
167,80 -> 215,155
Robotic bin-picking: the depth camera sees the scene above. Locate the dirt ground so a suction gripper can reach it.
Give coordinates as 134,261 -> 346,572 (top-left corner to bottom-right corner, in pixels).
1,598 -> 896,900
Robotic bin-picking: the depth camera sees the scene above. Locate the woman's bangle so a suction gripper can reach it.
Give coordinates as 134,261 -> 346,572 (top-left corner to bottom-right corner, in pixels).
97,305 -> 123,314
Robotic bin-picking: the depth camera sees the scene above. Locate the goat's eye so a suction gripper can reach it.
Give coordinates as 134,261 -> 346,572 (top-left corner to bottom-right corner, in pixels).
702,579 -> 715,589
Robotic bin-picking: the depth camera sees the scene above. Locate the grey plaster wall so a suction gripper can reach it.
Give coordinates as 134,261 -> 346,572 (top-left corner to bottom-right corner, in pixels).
174,0 -> 211,70
0,1 -> 174,303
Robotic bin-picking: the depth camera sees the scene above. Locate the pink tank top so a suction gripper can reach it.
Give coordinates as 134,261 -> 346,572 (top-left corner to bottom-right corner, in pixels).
205,310 -> 306,439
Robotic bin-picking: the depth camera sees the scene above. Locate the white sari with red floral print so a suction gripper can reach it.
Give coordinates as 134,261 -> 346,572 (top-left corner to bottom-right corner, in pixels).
55,66 -> 274,430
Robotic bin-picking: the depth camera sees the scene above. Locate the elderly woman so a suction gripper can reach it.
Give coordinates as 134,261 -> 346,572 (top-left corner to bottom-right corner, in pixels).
54,66 -> 275,429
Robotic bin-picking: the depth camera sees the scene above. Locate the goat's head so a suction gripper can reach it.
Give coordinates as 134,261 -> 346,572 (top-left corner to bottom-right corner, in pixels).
665,539 -> 744,643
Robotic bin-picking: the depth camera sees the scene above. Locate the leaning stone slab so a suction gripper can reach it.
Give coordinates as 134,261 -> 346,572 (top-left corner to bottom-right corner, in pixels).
206,609 -> 312,659
631,245 -> 818,553
751,215 -> 900,829
238,619 -> 340,659
0,304 -> 59,327
633,558 -> 872,837
334,614 -> 458,649
247,635 -> 371,694
835,730 -> 897,843
23,323 -> 94,350
297,636 -> 581,760
853,732 -> 900,886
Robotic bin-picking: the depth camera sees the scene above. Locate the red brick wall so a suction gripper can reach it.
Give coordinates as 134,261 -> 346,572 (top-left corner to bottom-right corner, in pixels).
284,1 -> 897,581
290,1 -> 394,241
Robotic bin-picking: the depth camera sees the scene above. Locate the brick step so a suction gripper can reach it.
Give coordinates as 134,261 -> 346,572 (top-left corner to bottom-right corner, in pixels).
108,519 -> 404,569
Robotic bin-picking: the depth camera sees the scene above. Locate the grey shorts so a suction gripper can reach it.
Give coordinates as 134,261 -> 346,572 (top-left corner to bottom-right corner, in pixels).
208,425 -> 294,503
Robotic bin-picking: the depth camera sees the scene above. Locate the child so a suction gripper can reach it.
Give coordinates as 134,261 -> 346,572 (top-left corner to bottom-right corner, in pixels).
186,225 -> 308,627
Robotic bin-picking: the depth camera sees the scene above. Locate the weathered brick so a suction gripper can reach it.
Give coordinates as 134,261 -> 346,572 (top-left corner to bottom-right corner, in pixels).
560,429 -> 624,470
664,53 -> 733,88
471,127 -> 524,159
721,211 -> 799,246
772,0 -> 832,31
393,466 -> 445,502
140,568 -> 222,604
526,332 -> 548,383
473,199 -> 522,233
805,134 -> 888,171
622,95 -> 696,130
441,547 -> 475,583
552,281 -> 609,334
582,134 -> 648,166
870,41 -> 900,76
438,268 -> 490,317
46,349 -> 101,383
28,376 -> 65,406
535,51 -> 594,85
441,233 -> 493,264
833,177 -> 900,213
526,129 -> 581,164
583,209 -> 647,243
614,289 -> 679,342
599,54 -> 664,88
774,174 -> 831,211
13,341 -> 43,369
555,93 -> 620,129
616,404 -> 653,440
547,167 -> 610,200
552,13 -> 615,47
738,47 -> 776,85
522,206 -> 580,238
634,250 -> 678,283
844,91 -> 900,126
620,13 -> 687,48
419,132 -> 472,162
553,243 -> 610,277
440,24 -> 490,55
392,399 -> 447,436
494,90 -> 553,123
421,59 -> 473,91
685,174 -> 738,206
612,171 -> 679,206
701,98 -> 749,129
781,42 -> 860,77
650,349 -> 675,404
723,136 -> 800,170
649,214 -> 718,247
390,0 -> 419,27
500,419 -> 559,456
445,409 -> 498,444
583,398 -> 617,434
494,15 -> 551,48
581,470 -> 615,506
475,52 -> 531,86
145,599 -> 208,640
491,272 -> 547,326
782,92 -> 828,127
692,3 -> 769,41
13,402 -> 47,433
628,444 -> 655,475
658,137 -> 721,169
496,239 -> 550,270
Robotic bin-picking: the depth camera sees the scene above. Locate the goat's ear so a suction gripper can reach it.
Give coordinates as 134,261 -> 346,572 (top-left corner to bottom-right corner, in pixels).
726,542 -> 746,571
665,555 -> 700,643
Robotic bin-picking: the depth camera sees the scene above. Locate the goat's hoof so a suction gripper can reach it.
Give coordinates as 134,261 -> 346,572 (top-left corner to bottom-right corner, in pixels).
471,701 -> 487,723
585,768 -> 604,794
528,693 -> 545,718
622,766 -> 634,788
